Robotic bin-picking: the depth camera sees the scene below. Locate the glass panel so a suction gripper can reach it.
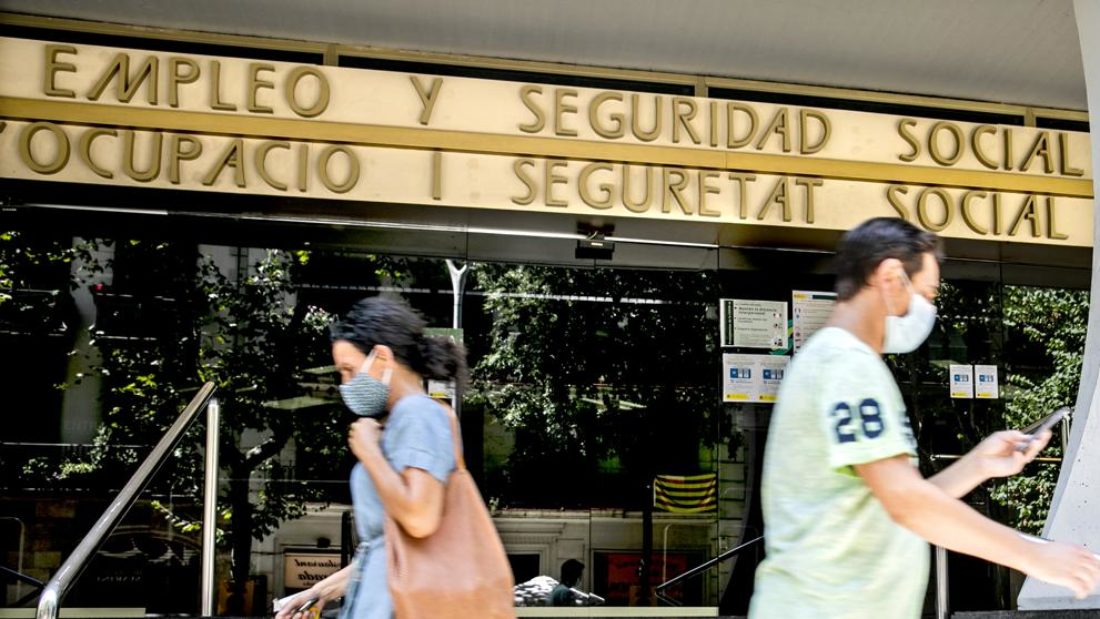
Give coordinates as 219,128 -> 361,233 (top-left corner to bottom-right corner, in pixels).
466,262 -> 721,609
3,221 -> 1087,615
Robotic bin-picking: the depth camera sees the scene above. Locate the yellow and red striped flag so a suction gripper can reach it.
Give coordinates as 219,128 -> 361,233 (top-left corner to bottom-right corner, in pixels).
653,474 -> 717,513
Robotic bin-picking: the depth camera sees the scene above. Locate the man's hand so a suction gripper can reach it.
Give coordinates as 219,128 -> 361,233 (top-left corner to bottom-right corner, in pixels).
972,430 -> 1051,479
930,429 -> 1052,498
1021,539 -> 1100,600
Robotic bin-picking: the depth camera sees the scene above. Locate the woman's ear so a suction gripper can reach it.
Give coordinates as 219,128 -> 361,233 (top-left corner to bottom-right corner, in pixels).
372,344 -> 394,364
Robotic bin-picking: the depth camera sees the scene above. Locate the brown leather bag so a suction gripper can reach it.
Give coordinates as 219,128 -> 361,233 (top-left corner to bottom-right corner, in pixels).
384,403 -> 516,619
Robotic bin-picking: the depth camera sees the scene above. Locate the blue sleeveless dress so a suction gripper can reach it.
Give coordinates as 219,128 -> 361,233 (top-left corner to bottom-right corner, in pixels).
339,394 -> 456,619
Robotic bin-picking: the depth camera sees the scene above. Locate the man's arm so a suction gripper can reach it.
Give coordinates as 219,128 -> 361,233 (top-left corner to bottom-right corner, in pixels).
856,455 -> 1100,599
929,430 -> 1051,498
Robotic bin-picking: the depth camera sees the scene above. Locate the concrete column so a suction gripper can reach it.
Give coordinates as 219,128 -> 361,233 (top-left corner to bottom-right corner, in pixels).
1017,0 -> 1100,609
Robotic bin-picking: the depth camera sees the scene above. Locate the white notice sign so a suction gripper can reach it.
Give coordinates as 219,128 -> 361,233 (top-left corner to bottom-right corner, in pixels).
283,551 -> 341,590
950,364 -> 974,399
427,379 -> 456,400
975,365 -> 999,399
720,299 -> 788,349
424,328 -> 463,401
723,354 -> 755,402
758,356 -> 790,403
723,354 -> 790,402
792,290 -> 837,353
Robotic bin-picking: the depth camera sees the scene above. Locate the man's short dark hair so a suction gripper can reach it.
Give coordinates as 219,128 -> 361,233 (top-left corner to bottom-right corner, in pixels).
834,218 -> 943,301
560,559 -> 584,587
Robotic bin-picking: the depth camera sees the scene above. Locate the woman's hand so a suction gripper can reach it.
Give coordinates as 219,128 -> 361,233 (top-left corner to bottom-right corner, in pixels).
348,417 -> 383,462
273,566 -> 352,619
972,430 -> 1052,479
273,588 -> 321,619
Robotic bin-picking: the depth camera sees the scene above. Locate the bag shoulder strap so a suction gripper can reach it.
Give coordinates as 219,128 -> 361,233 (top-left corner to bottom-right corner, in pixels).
435,400 -> 466,471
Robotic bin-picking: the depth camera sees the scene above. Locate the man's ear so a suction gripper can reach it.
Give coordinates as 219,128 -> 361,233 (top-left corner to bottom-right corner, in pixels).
873,258 -> 905,291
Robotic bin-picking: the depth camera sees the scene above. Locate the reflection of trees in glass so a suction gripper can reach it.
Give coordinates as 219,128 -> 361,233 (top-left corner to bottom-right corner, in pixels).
0,230 -> 95,298
3,238 -> 463,609
889,281 -> 1086,535
31,240 -> 346,613
0,229 -> 100,331
992,286 -> 1087,534
470,264 -> 719,509
1,229 -> 106,479
906,280 -> 1006,455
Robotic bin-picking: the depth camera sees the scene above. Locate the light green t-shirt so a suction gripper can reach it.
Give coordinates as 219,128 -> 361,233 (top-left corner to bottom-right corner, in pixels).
748,327 -> 929,619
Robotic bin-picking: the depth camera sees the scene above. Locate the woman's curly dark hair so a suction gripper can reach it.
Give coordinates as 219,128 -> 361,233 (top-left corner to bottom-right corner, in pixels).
329,296 -> 467,387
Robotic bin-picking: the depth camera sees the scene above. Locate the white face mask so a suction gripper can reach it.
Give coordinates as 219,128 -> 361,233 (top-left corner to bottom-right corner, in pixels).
882,272 -> 937,354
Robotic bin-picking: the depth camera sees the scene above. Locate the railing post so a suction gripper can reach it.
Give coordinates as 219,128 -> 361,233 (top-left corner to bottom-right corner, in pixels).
936,545 -> 949,619
36,382 -> 216,619
0,517 -> 26,601
1061,414 -> 1071,455
201,398 -> 221,616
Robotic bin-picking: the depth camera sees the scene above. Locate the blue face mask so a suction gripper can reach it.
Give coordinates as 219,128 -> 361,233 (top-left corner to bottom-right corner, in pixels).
883,271 -> 938,354
338,352 -> 392,417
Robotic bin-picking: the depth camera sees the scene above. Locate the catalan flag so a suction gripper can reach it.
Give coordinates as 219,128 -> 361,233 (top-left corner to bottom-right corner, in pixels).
653,473 -> 717,513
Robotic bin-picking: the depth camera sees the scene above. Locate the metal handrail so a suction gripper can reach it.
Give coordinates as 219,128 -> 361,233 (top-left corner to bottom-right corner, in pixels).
1,564 -> 43,589
654,535 -> 764,606
1,565 -> 44,608
35,382 -> 217,619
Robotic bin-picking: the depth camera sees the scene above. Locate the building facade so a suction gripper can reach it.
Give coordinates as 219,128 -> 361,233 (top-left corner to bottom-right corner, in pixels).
0,2 -> 1097,615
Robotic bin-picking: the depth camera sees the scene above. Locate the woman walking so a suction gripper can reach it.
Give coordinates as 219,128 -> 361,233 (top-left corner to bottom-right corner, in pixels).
276,296 -> 466,619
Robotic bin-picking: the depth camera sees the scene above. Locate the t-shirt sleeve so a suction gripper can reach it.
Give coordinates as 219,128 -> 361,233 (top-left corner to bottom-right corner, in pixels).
384,399 -> 457,484
817,350 -> 915,471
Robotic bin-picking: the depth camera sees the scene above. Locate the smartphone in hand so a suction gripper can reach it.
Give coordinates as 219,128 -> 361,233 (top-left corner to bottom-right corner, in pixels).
1016,407 -> 1071,452
273,595 -> 320,617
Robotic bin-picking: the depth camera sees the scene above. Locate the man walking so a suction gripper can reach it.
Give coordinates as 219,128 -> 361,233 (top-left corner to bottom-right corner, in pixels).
749,217 -> 1100,618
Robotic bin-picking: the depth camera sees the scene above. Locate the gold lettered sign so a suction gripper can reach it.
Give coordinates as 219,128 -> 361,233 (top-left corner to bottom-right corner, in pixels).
0,120 -> 1091,247
0,36 -> 1093,246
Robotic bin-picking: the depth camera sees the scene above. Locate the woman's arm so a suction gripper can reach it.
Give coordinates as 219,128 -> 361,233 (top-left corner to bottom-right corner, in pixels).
349,417 -> 446,538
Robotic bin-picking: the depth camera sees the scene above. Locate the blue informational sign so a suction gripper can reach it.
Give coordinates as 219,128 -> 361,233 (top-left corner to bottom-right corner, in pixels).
723,353 -> 789,403
950,364 -> 975,399
974,364 -> 999,399
729,368 -> 752,379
